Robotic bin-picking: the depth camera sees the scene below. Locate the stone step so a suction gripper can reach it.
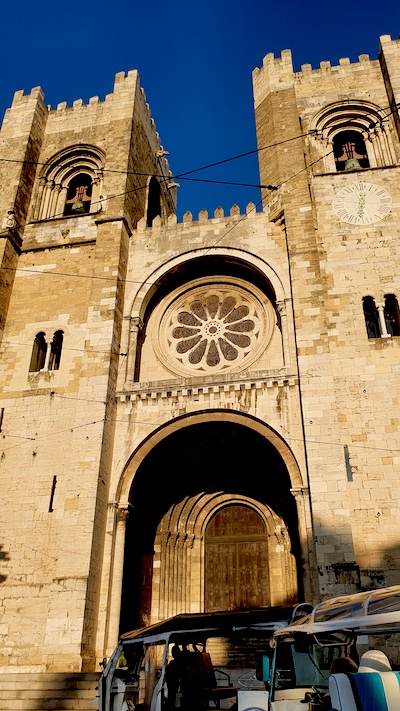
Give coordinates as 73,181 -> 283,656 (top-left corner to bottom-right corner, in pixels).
0,673 -> 100,711
0,675 -> 100,683
0,683 -> 98,692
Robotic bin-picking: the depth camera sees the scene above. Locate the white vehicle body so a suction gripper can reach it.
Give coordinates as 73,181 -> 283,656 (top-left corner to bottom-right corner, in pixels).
268,585 -> 400,711
96,605 -> 312,711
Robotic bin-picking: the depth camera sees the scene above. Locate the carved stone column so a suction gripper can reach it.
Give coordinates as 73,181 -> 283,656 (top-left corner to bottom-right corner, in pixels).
376,302 -> 390,338
55,185 -> 68,218
49,183 -> 62,218
42,333 -> 51,371
124,317 -> 143,389
106,505 -> 130,656
290,485 -> 315,603
276,299 -> 290,367
40,180 -> 54,220
33,177 -> 47,220
90,170 -> 102,213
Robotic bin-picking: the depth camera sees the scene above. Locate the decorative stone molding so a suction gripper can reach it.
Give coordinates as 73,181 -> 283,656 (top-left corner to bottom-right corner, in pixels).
118,369 -> 298,402
152,276 -> 276,378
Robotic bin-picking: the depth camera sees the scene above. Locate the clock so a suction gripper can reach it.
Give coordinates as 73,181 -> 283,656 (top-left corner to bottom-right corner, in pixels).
332,182 -> 392,225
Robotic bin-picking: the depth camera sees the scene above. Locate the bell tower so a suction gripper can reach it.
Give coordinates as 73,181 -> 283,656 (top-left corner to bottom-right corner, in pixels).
252,35 -> 400,597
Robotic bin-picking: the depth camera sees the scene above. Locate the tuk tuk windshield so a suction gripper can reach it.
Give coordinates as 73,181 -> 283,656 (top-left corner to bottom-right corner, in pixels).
273,637 -> 340,691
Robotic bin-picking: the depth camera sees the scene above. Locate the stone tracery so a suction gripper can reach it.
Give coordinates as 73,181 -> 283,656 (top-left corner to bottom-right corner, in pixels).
155,281 -> 275,376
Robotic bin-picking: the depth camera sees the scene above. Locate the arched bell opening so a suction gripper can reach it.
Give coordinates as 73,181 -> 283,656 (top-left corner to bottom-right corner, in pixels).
119,420 -> 302,633
333,130 -> 370,171
64,173 -> 93,215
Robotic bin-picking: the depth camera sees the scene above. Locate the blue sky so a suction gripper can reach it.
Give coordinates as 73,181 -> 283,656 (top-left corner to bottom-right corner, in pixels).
0,0 -> 398,219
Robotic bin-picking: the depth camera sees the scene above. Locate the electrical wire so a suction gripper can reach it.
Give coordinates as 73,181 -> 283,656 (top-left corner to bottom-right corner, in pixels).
0,99 -> 397,177
0,97 -> 398,241
0,148 -> 333,285
2,411 -> 400,455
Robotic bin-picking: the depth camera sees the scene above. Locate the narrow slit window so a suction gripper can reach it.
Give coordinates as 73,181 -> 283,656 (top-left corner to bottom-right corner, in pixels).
29,332 -> 47,372
48,330 -> 64,371
363,296 -> 380,339
146,176 -> 161,226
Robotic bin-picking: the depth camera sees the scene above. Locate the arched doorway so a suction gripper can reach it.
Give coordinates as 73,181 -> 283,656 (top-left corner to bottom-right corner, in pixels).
119,420 -> 302,632
205,505 -> 270,611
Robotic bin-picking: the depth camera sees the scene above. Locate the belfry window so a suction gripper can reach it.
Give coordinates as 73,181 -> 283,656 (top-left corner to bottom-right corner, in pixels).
28,330 -> 64,373
384,294 -> 400,337
363,297 -> 380,339
333,130 -> 370,171
48,330 -> 64,370
146,176 -> 162,226
64,174 -> 92,215
29,332 -> 47,372
33,145 -> 104,221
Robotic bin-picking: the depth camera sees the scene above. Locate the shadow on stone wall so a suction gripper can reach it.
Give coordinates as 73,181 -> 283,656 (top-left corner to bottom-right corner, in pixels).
315,522 -> 400,599
0,543 -> 9,583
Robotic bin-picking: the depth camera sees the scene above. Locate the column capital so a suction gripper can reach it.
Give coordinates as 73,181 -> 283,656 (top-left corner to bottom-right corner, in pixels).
276,300 -> 287,316
131,316 -> 143,332
290,486 -> 309,499
116,505 -> 130,523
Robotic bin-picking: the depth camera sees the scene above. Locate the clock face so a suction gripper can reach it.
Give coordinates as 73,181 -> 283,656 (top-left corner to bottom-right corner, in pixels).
332,182 -> 392,225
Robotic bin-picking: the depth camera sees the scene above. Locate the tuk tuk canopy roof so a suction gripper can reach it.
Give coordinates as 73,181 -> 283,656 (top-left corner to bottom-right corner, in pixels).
274,585 -> 400,637
120,604 -> 312,642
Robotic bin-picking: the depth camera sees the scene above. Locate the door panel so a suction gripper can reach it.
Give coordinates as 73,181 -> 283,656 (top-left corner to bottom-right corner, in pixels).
205,505 -> 270,611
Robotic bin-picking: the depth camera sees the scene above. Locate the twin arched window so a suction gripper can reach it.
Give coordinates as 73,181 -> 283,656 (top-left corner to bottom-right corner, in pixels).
33,146 -> 104,221
29,330 -> 64,373
363,295 -> 400,339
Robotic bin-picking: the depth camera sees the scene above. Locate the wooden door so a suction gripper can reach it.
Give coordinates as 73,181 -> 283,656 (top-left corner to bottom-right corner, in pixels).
204,505 -> 270,611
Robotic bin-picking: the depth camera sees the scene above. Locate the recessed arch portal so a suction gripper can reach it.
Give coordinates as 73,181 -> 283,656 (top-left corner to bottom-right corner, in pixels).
119,417 -> 304,632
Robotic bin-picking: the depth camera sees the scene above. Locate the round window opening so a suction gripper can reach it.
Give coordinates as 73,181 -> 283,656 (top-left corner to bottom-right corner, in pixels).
154,279 -> 276,376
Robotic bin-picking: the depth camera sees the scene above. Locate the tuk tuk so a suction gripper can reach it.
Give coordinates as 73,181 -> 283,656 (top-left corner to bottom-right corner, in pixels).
96,604 -> 312,711
267,585 -> 400,711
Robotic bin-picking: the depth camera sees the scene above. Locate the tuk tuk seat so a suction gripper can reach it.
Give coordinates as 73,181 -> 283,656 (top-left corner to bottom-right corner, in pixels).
329,671 -> 400,711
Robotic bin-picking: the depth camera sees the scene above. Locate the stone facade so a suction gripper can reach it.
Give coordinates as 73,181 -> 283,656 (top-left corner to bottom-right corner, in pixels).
0,35 -> 400,675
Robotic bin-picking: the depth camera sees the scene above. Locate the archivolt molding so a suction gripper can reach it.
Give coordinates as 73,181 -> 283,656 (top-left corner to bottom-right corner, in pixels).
114,410 -> 304,504
308,100 -> 397,172
123,249 -> 291,386
33,144 -> 105,220
151,491 -> 297,620
152,276 -> 276,377
156,492 -> 284,544
128,248 -> 289,322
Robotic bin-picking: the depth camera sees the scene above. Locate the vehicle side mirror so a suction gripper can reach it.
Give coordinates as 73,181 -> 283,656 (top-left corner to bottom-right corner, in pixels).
99,657 -> 107,670
256,655 -> 270,682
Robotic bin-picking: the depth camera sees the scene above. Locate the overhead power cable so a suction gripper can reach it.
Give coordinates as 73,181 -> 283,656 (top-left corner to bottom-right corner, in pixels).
0,97 -> 398,241
0,98 -> 397,177
0,149 -> 333,283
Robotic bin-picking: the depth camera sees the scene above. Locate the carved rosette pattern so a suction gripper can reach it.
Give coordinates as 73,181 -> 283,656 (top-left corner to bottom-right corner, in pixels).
164,287 -> 263,373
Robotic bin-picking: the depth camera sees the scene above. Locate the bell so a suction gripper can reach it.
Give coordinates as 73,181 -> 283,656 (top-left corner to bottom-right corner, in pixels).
344,158 -> 362,171
71,200 -> 85,213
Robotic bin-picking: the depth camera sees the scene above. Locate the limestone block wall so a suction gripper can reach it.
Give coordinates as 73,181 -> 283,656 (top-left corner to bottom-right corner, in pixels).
92,206 -> 315,659
308,166 -> 400,593
253,34 -> 400,597
0,220 -> 129,672
0,69 -> 173,671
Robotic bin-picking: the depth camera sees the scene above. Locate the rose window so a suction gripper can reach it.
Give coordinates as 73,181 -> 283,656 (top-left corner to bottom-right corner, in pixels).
156,283 -> 273,375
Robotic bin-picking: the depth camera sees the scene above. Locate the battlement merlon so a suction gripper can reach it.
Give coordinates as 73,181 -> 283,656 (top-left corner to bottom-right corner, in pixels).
1,70 -> 166,157
253,35 -> 400,110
